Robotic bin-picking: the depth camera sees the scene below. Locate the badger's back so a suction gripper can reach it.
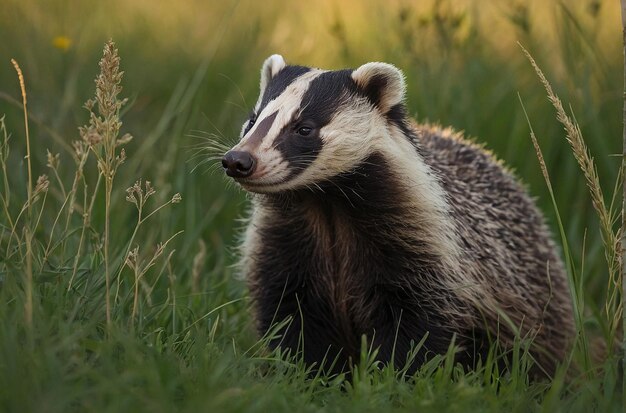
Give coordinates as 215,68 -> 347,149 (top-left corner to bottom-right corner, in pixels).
417,125 -> 575,374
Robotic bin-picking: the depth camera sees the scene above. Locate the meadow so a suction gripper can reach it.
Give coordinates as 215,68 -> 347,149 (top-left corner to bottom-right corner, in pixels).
0,0 -> 624,411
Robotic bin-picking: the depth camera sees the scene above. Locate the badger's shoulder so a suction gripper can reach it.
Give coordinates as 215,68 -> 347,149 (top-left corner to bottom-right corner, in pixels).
412,123 -> 540,220
413,123 -> 514,183
412,122 -> 553,253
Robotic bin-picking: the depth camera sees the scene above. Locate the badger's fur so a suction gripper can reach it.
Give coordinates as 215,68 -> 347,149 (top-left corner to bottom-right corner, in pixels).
222,55 -> 575,377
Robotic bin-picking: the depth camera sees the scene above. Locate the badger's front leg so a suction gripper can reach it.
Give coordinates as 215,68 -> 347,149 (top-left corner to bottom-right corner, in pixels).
363,287 -> 461,374
254,281 -> 360,376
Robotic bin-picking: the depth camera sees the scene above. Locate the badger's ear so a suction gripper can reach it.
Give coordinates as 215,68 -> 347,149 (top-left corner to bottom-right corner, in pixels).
352,62 -> 406,114
259,54 -> 287,96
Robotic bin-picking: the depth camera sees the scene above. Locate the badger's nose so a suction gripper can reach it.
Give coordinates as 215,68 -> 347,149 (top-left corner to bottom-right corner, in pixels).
222,150 -> 255,178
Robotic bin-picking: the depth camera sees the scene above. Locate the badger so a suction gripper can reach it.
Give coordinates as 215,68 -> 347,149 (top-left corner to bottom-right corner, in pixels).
221,54 -> 575,377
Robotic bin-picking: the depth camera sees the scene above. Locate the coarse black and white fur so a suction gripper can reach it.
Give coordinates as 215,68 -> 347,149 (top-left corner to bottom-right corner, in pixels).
221,54 -> 575,377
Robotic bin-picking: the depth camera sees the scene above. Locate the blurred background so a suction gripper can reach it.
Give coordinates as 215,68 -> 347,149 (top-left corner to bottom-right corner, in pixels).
0,0 -> 622,322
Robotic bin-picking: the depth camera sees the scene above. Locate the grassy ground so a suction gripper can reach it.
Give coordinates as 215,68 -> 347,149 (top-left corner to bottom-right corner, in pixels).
0,0 -> 624,411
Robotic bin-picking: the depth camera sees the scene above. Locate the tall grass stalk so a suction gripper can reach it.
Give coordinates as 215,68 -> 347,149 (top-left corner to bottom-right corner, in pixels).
522,45 -> 622,366
10,59 -> 31,219
104,175 -> 112,327
10,58 -> 33,331
519,97 -> 587,377
80,40 -> 133,329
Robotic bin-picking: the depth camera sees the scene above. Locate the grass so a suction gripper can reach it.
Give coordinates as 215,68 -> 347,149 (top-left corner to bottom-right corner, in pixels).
0,0 -> 624,411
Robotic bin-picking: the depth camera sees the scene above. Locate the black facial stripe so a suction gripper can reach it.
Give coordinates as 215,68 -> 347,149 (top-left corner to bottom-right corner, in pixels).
246,110 -> 278,149
298,70 -> 358,127
275,124 -> 323,181
274,70 -> 359,181
258,65 -> 311,113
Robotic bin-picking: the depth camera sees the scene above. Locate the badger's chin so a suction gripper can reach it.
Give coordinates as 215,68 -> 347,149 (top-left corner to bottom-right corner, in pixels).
235,171 -> 316,194
236,180 -> 280,194
234,176 -> 295,194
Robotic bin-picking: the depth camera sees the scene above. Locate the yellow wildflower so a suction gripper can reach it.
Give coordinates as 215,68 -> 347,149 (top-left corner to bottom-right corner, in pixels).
52,36 -> 71,52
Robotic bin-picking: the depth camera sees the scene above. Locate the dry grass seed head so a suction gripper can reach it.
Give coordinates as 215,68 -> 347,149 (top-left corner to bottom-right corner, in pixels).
45,150 -> 60,170
125,246 -> 139,271
34,175 -> 49,196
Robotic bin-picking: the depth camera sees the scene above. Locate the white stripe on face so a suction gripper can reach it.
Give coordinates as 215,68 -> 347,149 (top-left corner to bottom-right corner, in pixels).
237,70 -> 324,153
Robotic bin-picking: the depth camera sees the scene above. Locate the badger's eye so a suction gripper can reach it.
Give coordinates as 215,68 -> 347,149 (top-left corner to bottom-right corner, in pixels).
244,116 -> 256,134
296,126 -> 313,136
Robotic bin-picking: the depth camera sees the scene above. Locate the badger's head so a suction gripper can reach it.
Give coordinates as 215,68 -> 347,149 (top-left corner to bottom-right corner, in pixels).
222,54 -> 409,193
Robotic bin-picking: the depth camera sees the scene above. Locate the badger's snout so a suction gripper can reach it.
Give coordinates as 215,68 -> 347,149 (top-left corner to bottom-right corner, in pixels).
222,150 -> 256,178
